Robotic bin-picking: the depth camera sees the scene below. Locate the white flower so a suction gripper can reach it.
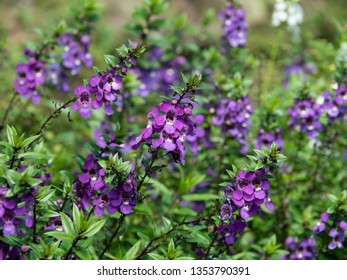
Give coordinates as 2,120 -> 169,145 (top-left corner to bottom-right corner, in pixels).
271,0 -> 304,31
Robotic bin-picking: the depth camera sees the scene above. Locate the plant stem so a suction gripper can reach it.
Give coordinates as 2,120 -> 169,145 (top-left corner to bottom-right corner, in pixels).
99,214 -> 125,259
59,193 -> 69,212
137,150 -> 158,192
0,91 -> 17,133
204,232 -> 218,260
63,206 -> 95,260
64,237 -> 80,260
26,97 -> 77,151
87,205 -> 96,220
39,97 -> 77,135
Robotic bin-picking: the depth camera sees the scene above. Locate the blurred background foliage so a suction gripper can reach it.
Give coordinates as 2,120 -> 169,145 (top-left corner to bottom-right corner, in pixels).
0,0 -> 346,183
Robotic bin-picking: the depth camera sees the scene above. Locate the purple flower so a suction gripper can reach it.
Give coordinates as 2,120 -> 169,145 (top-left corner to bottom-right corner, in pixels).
13,53 -> 46,104
59,33 -> 93,75
284,237 -> 316,260
230,168 -> 273,220
219,203 -> 233,220
219,3 -> 247,51
0,241 -> 25,260
186,114 -> 212,156
319,85 -> 347,123
72,85 -> 95,118
313,212 -> 329,233
72,69 -> 125,117
74,153 -> 139,216
217,219 -> 247,245
288,98 -> 322,138
328,221 -> 347,250
131,101 -> 196,165
212,97 -> 253,154
46,62 -> 70,93
0,189 -> 20,236
256,128 -> 284,151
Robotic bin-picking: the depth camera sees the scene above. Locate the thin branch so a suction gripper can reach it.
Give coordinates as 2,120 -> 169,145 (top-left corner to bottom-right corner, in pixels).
0,91 -> 18,132
204,232 -> 218,260
39,97 -> 77,135
99,214 -> 125,259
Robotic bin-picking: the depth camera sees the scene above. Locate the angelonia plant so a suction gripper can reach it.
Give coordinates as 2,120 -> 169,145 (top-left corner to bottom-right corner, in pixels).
0,0 -> 346,260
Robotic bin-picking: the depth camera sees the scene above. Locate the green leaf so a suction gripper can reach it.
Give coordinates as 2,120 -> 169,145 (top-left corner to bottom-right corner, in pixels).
116,45 -> 128,57
328,194 -> 338,204
148,253 -> 165,260
104,54 -> 117,67
182,193 -> 219,201
338,190 -> 347,202
137,232 -> 150,242
0,141 -> 12,149
124,240 -> 141,260
81,219 -> 106,237
60,212 -> 75,236
45,231 -> 74,241
72,204 -> 82,234
226,169 -> 235,178
21,135 -> 40,148
253,149 -> 267,158
170,85 -> 182,94
162,216 -> 171,230
36,186 -> 55,202
6,125 -> 15,146
18,152 -> 46,160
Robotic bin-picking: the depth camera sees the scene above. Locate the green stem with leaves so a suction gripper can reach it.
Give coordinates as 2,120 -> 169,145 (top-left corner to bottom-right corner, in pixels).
63,205 -> 95,260
99,214 -> 125,259
136,217 -> 207,260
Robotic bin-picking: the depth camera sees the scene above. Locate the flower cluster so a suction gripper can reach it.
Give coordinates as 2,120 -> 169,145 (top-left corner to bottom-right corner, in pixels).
217,163 -> 276,246
74,153 -> 138,217
0,241 -> 26,260
131,101 -> 196,165
230,169 -> 274,220
328,221 -> 347,250
313,212 -> 329,233
72,69 -> 123,118
13,50 -> 46,104
219,3 -> 247,49
93,121 -> 118,149
0,185 -> 38,237
288,98 -> 322,138
283,237 -> 316,260
186,114 -> 211,156
212,97 -> 253,154
58,33 -> 93,75
46,62 -> 70,93
312,211 -> 347,250
130,49 -> 187,97
256,128 -> 284,151
272,0 -> 304,31
217,218 -> 247,245
0,187 -> 20,236
318,85 -> 347,123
